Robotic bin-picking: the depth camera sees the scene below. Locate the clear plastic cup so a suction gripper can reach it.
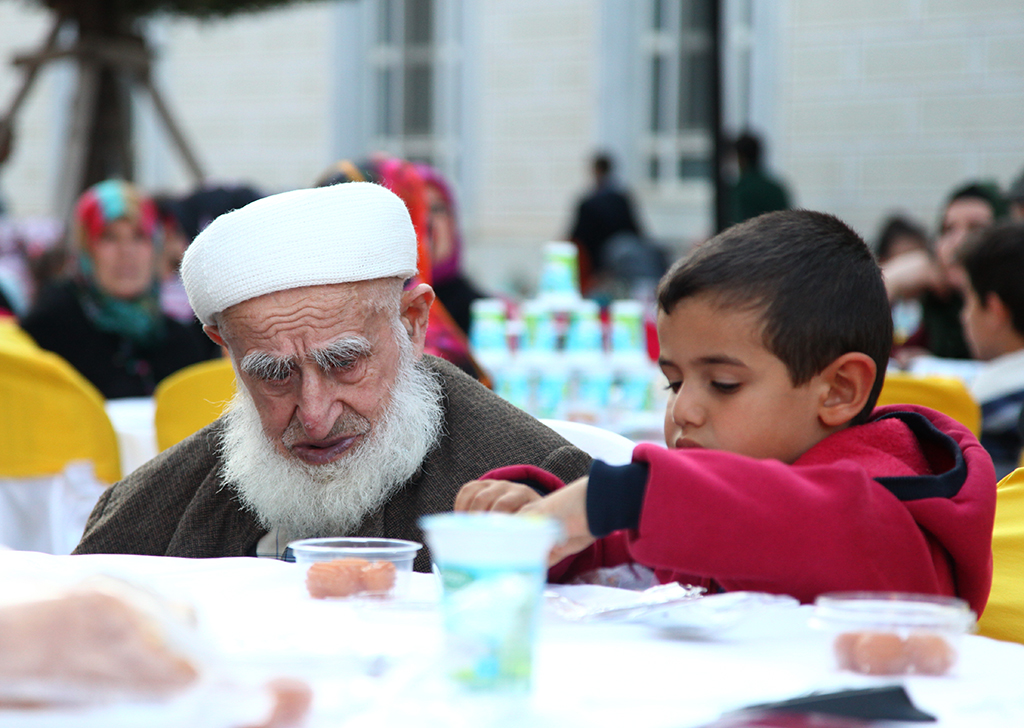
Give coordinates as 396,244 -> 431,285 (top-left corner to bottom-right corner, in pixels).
419,513 -> 562,697
810,592 -> 976,676
289,537 -> 422,600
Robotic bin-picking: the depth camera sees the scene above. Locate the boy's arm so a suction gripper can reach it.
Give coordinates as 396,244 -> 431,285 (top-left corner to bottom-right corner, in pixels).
455,463 -> 638,581
622,443 -> 959,605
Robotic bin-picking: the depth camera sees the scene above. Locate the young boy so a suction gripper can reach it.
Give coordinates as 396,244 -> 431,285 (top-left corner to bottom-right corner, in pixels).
959,221 -> 1024,478
457,210 -> 996,614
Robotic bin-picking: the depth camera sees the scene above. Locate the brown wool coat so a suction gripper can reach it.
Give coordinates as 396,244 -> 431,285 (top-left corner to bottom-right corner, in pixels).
74,356 -> 592,571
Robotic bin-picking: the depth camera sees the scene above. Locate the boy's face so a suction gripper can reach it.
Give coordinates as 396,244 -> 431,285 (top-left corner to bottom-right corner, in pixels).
961,281 -> 1002,361
657,295 -> 832,464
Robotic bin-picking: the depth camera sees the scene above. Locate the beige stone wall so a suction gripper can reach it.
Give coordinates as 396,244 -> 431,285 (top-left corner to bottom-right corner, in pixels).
0,3 -> 64,217
778,0 -> 1024,242
145,3 -> 336,195
461,0 -> 599,295
0,2 -> 336,217
5,1 -> 1023,290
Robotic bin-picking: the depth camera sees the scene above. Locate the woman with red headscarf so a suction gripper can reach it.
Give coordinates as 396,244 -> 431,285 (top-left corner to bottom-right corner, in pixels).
21,180 -> 211,398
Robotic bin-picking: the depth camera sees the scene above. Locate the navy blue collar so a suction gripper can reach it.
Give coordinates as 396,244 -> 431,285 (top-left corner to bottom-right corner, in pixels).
872,411 -> 968,501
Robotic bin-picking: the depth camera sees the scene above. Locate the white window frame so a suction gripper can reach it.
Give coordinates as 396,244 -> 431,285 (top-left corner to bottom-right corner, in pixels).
366,0 -> 461,178
638,0 -> 716,192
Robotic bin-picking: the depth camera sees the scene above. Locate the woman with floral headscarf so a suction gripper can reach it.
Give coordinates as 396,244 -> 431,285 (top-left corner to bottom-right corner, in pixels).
21,180 -> 212,398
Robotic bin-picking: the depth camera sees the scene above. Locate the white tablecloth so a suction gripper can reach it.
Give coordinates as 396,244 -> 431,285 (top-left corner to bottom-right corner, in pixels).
1,552 -> 1023,727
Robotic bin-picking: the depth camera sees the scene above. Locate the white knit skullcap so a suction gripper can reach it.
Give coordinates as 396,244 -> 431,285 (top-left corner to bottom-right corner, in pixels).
181,182 -> 418,325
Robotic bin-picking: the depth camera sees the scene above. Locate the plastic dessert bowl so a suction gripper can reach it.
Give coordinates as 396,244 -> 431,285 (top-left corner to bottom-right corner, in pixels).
288,537 -> 422,599
809,592 -> 976,676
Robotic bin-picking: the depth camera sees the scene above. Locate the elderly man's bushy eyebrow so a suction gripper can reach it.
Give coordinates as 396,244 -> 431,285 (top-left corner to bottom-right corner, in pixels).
239,337 -> 372,380
240,351 -> 295,381
311,337 -> 372,371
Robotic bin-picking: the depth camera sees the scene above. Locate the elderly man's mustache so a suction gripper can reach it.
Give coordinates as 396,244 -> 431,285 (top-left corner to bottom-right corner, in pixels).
281,411 -> 372,451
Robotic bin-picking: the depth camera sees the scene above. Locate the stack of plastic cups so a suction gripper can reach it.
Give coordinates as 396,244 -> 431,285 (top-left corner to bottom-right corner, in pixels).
469,299 -> 526,410
564,299 -> 613,424
609,300 -> 656,420
537,241 -> 581,309
519,299 -> 565,419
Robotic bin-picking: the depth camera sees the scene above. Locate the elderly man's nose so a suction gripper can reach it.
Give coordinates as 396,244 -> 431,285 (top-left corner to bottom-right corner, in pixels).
295,373 -> 337,438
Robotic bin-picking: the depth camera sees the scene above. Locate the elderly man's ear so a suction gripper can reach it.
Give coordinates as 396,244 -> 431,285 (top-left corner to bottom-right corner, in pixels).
401,283 -> 435,354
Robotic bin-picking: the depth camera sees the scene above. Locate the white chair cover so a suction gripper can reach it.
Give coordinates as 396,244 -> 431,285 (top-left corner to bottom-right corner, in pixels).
0,461 -> 106,554
540,419 -> 636,465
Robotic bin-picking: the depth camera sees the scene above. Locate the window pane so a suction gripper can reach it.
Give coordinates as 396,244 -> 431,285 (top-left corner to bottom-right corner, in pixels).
649,55 -> 665,133
376,68 -> 395,135
677,156 -> 711,180
652,0 -> 665,30
678,49 -> 712,130
378,0 -> 395,43
648,155 -> 660,181
404,63 -> 433,134
405,0 -> 433,44
684,0 -> 714,34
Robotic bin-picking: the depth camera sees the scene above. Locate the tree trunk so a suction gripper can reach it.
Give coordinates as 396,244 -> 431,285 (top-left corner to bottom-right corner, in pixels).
49,0 -> 145,207
84,64 -> 133,185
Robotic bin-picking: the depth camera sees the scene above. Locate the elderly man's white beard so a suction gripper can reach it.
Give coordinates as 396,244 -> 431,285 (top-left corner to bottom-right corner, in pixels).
218,348 -> 443,539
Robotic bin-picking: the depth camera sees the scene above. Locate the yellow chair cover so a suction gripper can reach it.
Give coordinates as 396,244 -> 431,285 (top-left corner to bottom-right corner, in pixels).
154,357 -> 236,452
0,346 -> 121,484
877,371 -> 981,436
977,468 -> 1024,644
0,318 -> 40,354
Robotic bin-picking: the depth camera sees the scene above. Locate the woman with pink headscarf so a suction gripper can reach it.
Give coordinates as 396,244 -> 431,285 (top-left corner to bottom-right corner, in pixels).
414,163 -> 486,334
21,179 -> 212,398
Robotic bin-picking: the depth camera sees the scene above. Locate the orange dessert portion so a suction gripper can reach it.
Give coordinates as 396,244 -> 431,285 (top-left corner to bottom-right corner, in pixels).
305,558 -> 397,598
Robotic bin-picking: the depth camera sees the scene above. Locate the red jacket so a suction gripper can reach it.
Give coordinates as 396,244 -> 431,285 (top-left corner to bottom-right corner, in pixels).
486,405 -> 996,615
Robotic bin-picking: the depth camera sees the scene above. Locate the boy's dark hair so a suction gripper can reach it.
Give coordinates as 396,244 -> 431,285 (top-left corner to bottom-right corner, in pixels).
657,210 -> 892,424
959,221 -> 1024,337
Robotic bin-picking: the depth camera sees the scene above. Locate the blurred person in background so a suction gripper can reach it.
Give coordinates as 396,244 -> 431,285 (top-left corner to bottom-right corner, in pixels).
315,157 -> 488,384
726,130 -> 791,226
153,194 -> 192,324
568,152 -> 645,294
958,221 -> 1024,478
20,180 -> 212,398
414,163 -> 485,334
874,214 -> 930,346
874,214 -> 929,264
884,181 -> 1005,361
153,184 -> 264,359
0,217 -> 63,318
1007,169 -> 1024,221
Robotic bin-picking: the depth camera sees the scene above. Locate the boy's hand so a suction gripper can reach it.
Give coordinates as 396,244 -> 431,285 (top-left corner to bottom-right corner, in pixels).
454,479 -> 543,514
520,477 -> 596,565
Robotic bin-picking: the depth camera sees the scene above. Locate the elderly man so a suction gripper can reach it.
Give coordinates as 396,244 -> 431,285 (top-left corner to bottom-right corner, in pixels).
74,183 -> 590,569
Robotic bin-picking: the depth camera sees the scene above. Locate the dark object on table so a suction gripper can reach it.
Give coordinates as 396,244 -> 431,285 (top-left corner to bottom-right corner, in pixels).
741,685 -> 935,723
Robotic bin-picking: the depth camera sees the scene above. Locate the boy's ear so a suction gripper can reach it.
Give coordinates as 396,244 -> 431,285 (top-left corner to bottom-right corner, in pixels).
984,291 -> 1011,325
818,352 -> 878,428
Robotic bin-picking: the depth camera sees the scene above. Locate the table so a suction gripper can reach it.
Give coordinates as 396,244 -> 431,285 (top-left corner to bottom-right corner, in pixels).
2,551 -> 1023,727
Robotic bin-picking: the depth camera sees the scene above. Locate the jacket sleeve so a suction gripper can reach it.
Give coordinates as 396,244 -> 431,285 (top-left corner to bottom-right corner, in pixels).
624,443 -> 959,606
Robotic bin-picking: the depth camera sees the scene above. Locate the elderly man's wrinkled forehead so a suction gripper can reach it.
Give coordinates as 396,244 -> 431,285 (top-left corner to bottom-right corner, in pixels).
213,279 -> 403,338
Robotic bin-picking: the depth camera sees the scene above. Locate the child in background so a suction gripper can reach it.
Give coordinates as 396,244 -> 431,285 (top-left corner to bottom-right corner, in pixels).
959,221 -> 1024,479
456,210 -> 996,614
